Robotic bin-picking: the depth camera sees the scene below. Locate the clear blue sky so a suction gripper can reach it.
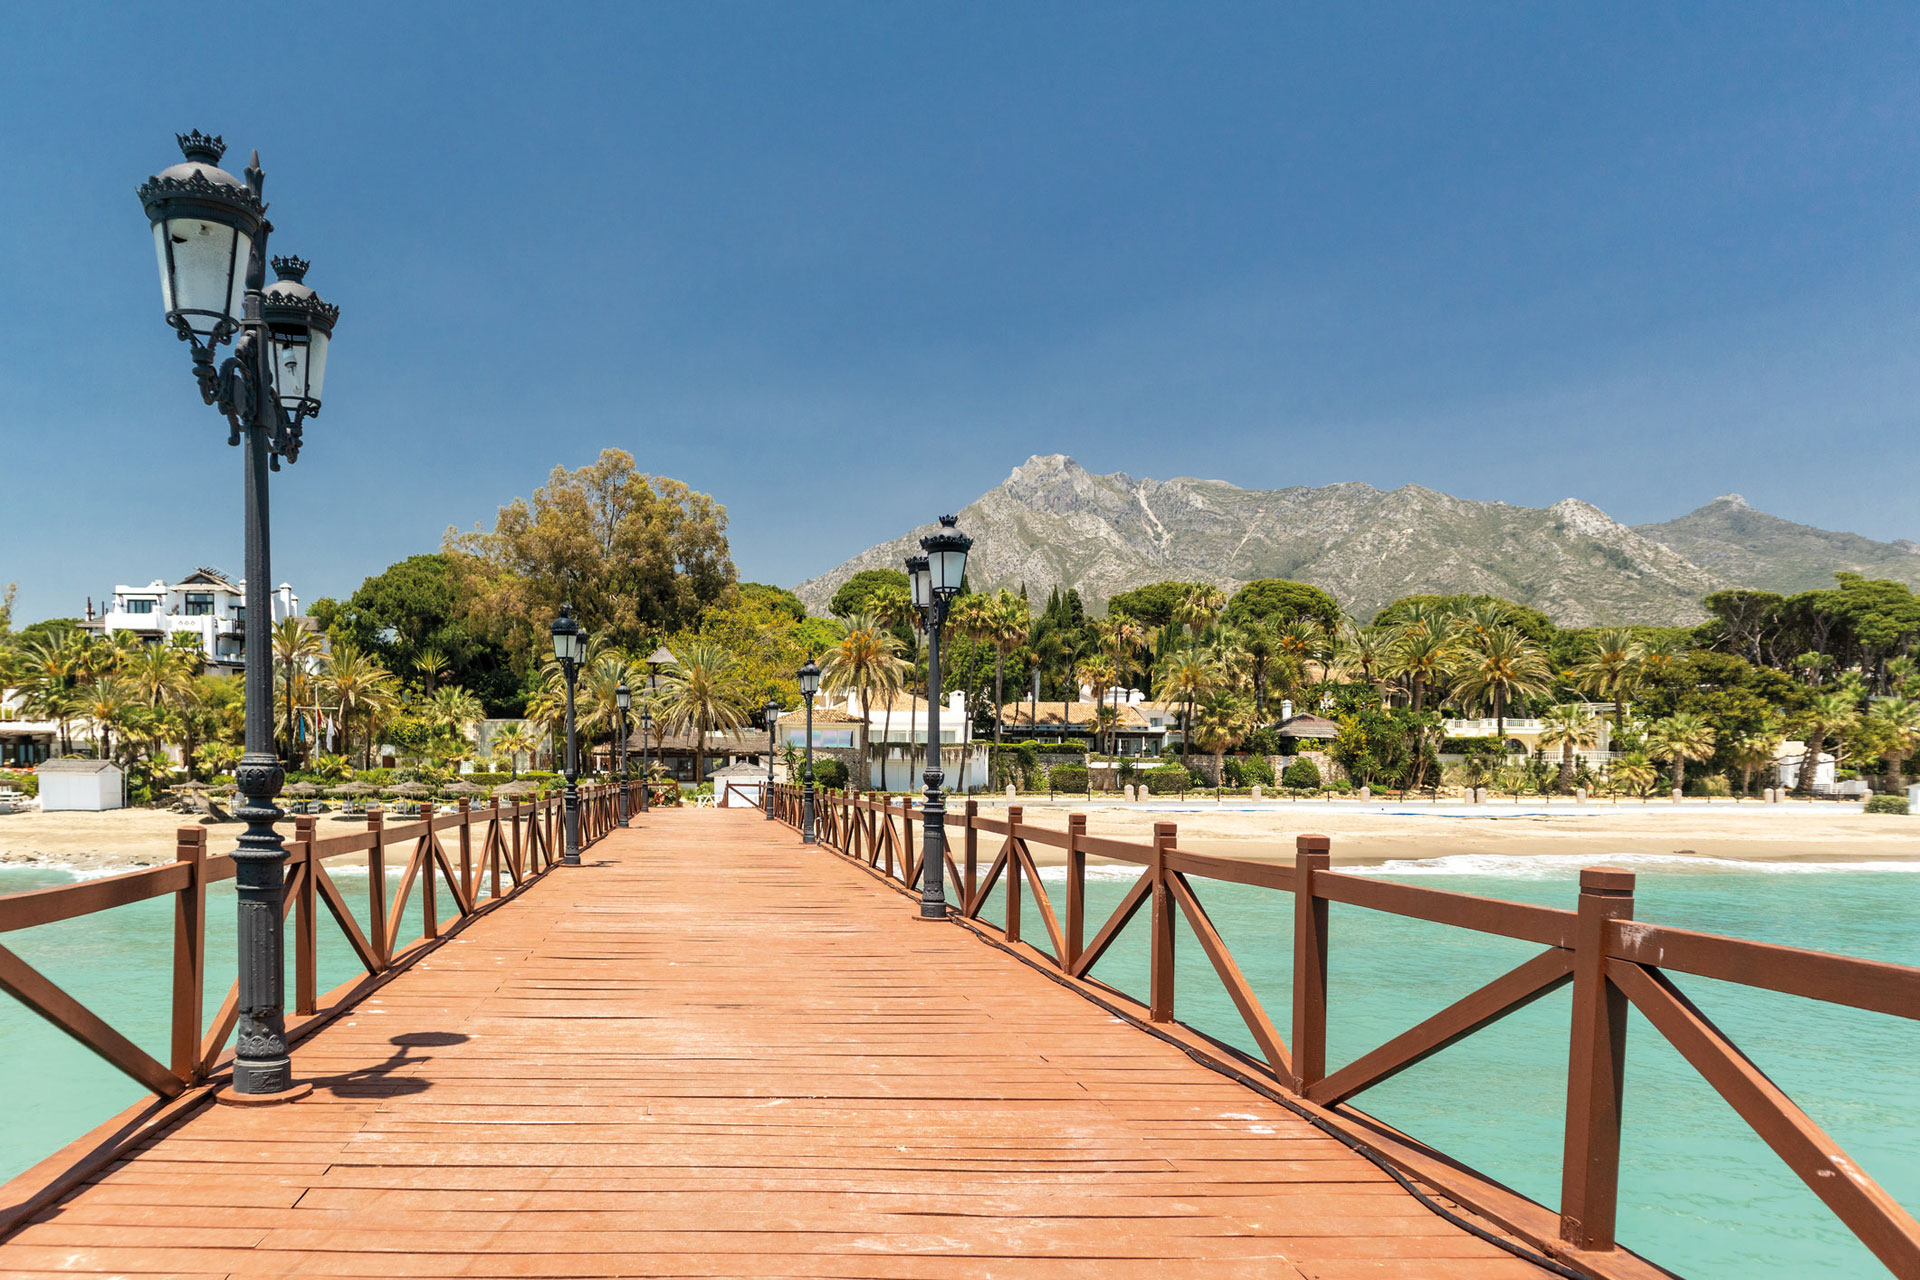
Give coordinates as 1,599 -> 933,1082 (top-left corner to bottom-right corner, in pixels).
3,3 -> 1917,624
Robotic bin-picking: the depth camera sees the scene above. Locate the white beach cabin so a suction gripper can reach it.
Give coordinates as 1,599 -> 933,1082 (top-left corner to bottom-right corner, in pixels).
37,759 -> 126,811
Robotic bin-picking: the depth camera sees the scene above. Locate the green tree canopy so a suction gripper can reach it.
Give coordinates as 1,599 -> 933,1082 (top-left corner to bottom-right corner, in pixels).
1224,579 -> 1341,630
314,553 -> 522,715
445,448 -> 736,659
1105,581 -> 1205,629
739,582 -> 807,622
830,569 -> 909,619
1374,594 -> 1556,644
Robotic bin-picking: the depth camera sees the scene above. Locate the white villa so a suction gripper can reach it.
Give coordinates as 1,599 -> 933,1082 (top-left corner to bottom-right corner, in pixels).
82,568 -> 299,674
781,690 -> 991,792
1439,703 -> 1619,765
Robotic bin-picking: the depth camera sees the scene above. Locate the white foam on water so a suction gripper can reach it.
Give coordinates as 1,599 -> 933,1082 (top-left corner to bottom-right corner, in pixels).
1347,852 -> 1920,879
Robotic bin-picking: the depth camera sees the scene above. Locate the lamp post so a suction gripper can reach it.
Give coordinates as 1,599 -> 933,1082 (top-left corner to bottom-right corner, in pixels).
909,516 -> 972,920
615,682 -> 631,828
638,704 -> 653,813
551,605 -> 587,866
764,698 -> 780,820
798,660 -> 820,843
139,131 -> 339,1100
644,645 -> 678,786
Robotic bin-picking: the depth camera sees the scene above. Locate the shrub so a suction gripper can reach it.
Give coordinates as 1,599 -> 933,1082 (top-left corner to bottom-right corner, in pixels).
1049,764 -> 1089,793
1244,727 -> 1280,756
1057,739 -> 1090,751
1281,759 -> 1321,790
0,771 -> 40,798
1188,766 -> 1212,788
1865,794 -> 1910,815
1227,755 -> 1274,787
1693,774 -> 1732,798
808,758 -> 849,790
1142,766 -> 1188,795
1442,736 -> 1507,757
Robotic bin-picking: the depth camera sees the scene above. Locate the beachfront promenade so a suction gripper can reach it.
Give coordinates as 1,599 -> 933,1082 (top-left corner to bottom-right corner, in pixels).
0,807 -> 1552,1278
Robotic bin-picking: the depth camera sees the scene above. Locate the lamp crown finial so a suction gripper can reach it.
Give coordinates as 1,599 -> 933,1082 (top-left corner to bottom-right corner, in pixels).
271,255 -> 309,283
939,514 -> 959,528
176,131 -> 226,165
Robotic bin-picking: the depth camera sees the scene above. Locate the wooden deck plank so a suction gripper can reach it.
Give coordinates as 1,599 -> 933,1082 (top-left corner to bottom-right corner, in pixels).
0,809 -> 1548,1277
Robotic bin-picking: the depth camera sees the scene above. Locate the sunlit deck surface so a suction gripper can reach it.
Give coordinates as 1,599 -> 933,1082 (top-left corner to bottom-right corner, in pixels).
0,808 -> 1548,1278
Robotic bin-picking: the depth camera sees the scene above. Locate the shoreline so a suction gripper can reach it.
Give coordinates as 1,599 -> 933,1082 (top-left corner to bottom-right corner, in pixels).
1,800 -> 1914,878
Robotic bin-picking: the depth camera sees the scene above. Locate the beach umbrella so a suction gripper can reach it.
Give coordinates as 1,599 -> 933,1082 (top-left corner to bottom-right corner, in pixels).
387,781 -> 430,796
329,781 -> 376,796
493,780 -> 539,796
442,780 -> 486,796
171,780 -> 211,792
284,781 -> 319,797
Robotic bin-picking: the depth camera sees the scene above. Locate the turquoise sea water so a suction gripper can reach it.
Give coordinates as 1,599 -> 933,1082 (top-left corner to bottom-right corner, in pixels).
2,856 -> 1916,1277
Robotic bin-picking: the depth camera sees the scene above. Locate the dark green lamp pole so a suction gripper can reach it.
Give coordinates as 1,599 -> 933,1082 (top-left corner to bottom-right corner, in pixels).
798,660 -> 820,843
551,605 -> 586,865
909,517 -> 972,920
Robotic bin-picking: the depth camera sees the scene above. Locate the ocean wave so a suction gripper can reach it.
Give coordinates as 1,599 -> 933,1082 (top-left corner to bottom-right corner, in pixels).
1348,852 -> 1920,879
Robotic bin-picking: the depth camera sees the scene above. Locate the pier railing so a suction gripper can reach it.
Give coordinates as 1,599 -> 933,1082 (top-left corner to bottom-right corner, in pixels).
770,784 -> 1920,1280
0,781 -> 635,1231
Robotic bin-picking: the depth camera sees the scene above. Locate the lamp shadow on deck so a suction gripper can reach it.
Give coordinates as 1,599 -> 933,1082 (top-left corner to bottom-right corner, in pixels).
310,1031 -> 469,1099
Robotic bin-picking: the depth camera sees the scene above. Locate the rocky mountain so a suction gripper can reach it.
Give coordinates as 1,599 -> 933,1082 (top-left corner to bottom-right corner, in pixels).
1631,496 -> 1920,597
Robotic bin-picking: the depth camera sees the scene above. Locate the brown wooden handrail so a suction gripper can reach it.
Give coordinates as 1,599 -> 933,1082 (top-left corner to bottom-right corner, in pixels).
767,783 -> 1920,1280
0,781 -> 640,1105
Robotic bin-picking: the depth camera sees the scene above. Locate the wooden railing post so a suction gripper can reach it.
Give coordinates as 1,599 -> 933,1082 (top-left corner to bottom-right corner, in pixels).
963,799 -> 978,910
901,797 -> 915,884
489,798 -> 503,898
293,815 -> 317,1016
1064,812 -> 1087,971
367,808 -> 389,969
1560,866 -> 1635,1253
1005,805 -> 1023,944
1149,821 -> 1177,1022
420,803 -> 439,939
458,798 -> 473,905
1290,834 -> 1331,1093
169,826 -> 207,1082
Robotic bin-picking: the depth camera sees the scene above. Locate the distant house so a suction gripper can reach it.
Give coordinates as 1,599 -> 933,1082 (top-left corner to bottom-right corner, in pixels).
1439,702 -> 1616,764
81,567 -> 301,675
0,689 -> 57,767
996,699 -> 1169,758
614,726 -> 773,783
1275,714 -> 1341,755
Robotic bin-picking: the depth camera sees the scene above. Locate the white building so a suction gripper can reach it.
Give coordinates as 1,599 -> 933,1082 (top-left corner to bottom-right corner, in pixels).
83,568 -> 299,675
785,690 -> 991,792
0,690 -> 60,767
1440,702 -> 1618,765
37,758 -> 125,811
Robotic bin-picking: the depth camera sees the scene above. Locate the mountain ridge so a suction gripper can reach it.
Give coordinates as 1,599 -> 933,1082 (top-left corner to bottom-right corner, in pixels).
792,455 -> 1919,626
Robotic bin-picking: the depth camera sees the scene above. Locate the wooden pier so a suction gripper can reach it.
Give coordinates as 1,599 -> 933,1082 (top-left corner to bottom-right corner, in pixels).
0,808 -> 1552,1278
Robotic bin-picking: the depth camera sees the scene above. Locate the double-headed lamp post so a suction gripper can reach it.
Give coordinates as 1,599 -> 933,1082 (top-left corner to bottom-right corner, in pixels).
797,660 -> 821,843
550,605 -> 588,866
139,131 -> 339,1100
908,516 -> 973,920
615,682 -> 631,828
763,698 -> 780,820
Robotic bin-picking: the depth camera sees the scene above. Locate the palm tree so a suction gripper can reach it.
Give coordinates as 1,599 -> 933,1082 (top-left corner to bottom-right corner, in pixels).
1236,621 -> 1280,719
658,640 -> 754,785
76,677 -> 137,760
1386,625 -> 1454,714
1536,703 -> 1600,793
1157,645 -> 1219,762
1175,584 -> 1226,637
492,723 -> 538,779
428,685 -> 486,754
1451,626 -> 1552,742
1727,727 -> 1782,799
1792,691 -> 1860,797
988,592 -> 1031,747
822,613 -> 904,789
272,617 -> 324,766
1864,697 -> 1920,792
1611,751 -> 1657,802
321,643 -> 399,768
1079,656 -> 1118,752
1336,621 -> 1392,703
412,647 -> 451,692
1189,692 -> 1246,788
1274,618 -> 1329,686
1645,712 -> 1716,794
1570,628 -> 1648,732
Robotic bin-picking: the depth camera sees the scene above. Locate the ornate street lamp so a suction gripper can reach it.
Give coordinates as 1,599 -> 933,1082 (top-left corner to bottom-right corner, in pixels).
638,703 -> 653,813
615,682 -> 631,828
909,516 -> 972,920
797,659 -> 821,843
645,645 -> 678,785
763,698 -> 780,820
139,131 -> 340,1101
551,605 -> 587,865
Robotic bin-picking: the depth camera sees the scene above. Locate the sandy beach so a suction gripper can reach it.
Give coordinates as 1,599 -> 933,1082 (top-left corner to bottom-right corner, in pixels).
3,798 -> 1912,876
961,797 -> 1920,869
